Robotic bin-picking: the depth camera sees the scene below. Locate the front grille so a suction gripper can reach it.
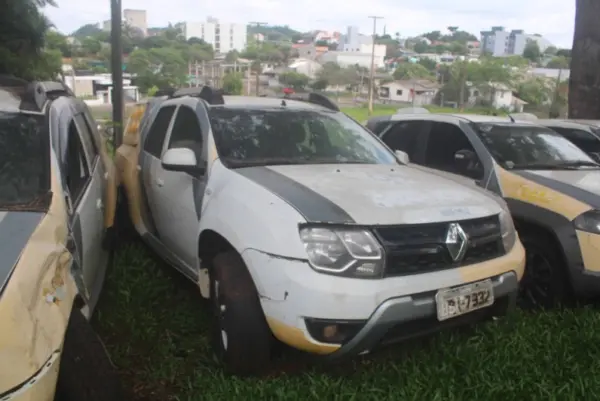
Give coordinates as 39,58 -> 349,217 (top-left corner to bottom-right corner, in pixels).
374,215 -> 504,277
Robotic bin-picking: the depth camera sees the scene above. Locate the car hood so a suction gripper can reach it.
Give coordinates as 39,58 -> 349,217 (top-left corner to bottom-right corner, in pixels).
234,164 -> 502,225
516,169 -> 600,208
0,211 -> 45,295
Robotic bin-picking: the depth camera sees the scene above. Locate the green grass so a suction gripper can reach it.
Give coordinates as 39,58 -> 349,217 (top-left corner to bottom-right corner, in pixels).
94,243 -> 600,401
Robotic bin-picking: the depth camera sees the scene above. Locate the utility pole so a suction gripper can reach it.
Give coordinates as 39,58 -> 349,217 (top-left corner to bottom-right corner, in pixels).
110,0 -> 123,148
367,16 -> 383,116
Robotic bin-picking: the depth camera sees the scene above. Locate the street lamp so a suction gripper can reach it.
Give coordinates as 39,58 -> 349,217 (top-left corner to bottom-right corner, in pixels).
110,0 -> 124,148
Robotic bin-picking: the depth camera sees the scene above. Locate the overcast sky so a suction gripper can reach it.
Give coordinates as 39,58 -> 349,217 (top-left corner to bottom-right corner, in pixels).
44,0 -> 576,48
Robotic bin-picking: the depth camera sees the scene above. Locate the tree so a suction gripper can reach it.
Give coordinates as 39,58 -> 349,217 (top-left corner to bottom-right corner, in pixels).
279,71 -> 309,90
544,46 -> 558,56
0,0 -> 62,80
72,23 -> 102,38
127,47 -> 187,92
413,42 -> 430,53
80,37 -> 102,55
523,40 -> 541,63
417,57 -> 437,72
569,0 -> 600,118
225,50 -> 239,63
222,72 -> 244,95
393,63 -> 433,80
516,77 -> 553,106
556,48 -> 572,58
546,56 -> 570,69
46,30 -> 72,57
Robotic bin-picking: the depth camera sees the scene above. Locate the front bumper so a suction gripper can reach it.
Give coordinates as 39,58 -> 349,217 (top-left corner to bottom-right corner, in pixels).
0,350 -> 60,401
326,271 -> 517,360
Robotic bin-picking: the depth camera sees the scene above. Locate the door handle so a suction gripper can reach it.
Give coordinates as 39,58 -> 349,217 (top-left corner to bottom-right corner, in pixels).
96,199 -> 104,210
156,178 -> 164,187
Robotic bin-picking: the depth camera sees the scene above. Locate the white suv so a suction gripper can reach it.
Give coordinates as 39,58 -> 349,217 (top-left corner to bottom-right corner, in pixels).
115,88 -> 525,375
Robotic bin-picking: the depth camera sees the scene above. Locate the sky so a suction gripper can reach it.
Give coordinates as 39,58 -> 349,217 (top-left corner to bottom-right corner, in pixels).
44,0 -> 576,48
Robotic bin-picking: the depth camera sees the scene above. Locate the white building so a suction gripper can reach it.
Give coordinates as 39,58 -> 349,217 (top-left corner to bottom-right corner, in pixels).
180,17 -> 247,54
287,59 -> 322,79
123,9 -> 148,36
320,49 -> 385,69
378,80 -> 439,105
481,26 -> 554,57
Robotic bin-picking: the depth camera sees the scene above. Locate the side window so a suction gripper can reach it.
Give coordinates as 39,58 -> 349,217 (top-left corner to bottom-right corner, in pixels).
381,121 -> 424,161
424,122 -> 483,179
167,106 -> 204,162
74,114 -> 98,164
66,120 -> 92,205
551,127 -> 600,153
144,105 -> 176,158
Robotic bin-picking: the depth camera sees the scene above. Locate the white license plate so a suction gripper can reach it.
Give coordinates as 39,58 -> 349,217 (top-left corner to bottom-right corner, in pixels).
435,279 -> 494,321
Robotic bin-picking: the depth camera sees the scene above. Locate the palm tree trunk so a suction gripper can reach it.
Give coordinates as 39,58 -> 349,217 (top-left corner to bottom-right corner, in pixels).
569,0 -> 600,118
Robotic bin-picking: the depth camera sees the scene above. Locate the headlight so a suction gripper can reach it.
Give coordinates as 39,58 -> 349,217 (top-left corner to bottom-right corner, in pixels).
573,210 -> 600,234
499,210 -> 517,252
299,227 -> 384,278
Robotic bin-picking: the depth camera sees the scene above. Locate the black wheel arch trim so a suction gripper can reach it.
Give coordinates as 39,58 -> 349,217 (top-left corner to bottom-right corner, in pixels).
505,198 -> 592,294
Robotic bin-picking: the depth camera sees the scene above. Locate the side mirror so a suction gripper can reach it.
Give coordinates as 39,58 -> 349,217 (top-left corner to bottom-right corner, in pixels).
394,149 -> 410,164
161,148 -> 204,174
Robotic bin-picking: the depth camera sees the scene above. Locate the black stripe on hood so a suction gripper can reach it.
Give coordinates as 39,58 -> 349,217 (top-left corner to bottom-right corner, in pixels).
513,171 -> 600,210
234,166 -> 355,223
0,211 -> 45,295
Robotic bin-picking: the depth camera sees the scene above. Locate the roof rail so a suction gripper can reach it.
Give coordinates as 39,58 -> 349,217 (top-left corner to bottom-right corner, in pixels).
281,92 -> 340,111
169,86 -> 225,105
0,75 -> 73,111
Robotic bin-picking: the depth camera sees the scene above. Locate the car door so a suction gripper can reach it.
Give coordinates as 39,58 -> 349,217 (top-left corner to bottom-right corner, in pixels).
140,104 -> 178,238
148,100 -> 208,270
378,120 -> 431,164
64,113 -> 107,301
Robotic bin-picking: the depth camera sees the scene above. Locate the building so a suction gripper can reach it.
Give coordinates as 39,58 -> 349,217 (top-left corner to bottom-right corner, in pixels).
180,17 -> 247,54
337,26 -> 373,51
123,9 -> 148,36
481,27 -> 554,57
378,80 -> 440,105
287,59 -> 322,79
319,49 -> 385,69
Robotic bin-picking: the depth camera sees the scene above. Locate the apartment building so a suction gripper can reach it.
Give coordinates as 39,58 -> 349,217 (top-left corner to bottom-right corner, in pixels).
481,26 -> 554,57
123,9 -> 148,36
180,17 -> 247,54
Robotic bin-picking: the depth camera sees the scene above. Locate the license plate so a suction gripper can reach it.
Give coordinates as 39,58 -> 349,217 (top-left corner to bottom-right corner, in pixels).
435,279 -> 494,321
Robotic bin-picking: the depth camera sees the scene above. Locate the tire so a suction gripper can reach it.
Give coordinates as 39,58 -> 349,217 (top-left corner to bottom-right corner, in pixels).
55,309 -> 124,401
210,251 -> 273,376
518,232 -> 572,310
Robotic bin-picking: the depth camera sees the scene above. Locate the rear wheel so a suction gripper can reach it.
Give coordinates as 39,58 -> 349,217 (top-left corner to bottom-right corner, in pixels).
210,251 -> 273,376
55,309 -> 123,401
518,232 -> 571,309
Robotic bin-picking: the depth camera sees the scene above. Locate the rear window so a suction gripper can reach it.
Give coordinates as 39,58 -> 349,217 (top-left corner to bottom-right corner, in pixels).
208,108 -> 396,167
0,112 -> 50,211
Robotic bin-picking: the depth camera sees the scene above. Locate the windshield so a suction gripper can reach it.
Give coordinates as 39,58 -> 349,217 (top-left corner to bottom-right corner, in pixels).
474,124 -> 599,170
208,108 -> 397,167
0,112 -> 50,211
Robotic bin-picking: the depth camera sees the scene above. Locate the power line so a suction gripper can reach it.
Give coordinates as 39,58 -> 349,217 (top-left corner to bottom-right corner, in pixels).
367,16 -> 384,116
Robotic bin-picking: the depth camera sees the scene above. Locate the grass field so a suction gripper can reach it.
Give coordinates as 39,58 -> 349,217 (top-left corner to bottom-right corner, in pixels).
95,242 -> 600,401
91,103 -> 600,401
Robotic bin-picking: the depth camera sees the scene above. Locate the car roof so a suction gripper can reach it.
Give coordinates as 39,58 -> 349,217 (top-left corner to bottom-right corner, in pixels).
213,95 -> 324,110
371,112 -> 539,126
534,119 -> 600,129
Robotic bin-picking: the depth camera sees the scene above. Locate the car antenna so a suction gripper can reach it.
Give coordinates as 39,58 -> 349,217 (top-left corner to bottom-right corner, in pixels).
280,99 -> 287,107
508,114 -> 515,123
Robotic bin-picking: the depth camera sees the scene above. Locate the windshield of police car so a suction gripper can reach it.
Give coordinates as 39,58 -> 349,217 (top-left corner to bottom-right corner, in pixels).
474,124 -> 599,169
208,108 -> 397,167
0,112 -> 50,210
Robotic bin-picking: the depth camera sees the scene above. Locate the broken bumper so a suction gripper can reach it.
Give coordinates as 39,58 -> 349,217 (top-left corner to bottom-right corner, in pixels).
0,350 -> 61,401
325,271 -> 518,360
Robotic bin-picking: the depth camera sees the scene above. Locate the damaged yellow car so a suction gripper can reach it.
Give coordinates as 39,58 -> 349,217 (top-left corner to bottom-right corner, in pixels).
0,76 -> 123,400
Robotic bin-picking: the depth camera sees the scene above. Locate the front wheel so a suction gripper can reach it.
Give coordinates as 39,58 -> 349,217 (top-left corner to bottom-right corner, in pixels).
518,233 -> 571,309
210,251 -> 273,376
55,309 -> 124,400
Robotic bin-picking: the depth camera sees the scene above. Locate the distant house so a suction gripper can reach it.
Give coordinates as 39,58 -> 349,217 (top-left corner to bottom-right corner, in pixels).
466,82 -> 527,112
287,58 -> 322,79
378,79 -> 440,105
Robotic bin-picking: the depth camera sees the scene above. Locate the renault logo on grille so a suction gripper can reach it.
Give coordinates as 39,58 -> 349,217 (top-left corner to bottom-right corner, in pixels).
445,223 -> 469,262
